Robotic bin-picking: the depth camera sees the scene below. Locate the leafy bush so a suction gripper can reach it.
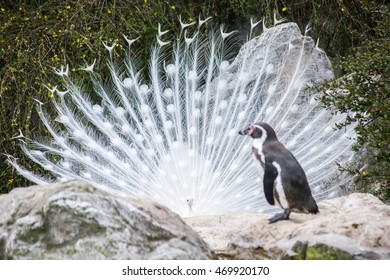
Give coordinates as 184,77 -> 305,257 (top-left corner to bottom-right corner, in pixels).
321,4 -> 390,202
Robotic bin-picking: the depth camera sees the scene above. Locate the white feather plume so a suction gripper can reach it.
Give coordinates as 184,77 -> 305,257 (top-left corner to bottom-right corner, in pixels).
9,19 -> 355,217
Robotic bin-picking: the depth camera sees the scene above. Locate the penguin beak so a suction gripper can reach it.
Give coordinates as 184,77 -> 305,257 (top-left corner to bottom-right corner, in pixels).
238,127 -> 250,135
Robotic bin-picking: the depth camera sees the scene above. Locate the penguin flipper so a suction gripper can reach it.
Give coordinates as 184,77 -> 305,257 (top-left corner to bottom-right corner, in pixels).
263,162 -> 277,205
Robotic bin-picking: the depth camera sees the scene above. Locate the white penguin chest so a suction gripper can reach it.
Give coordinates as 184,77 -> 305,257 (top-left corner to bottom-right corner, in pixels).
252,138 -> 266,164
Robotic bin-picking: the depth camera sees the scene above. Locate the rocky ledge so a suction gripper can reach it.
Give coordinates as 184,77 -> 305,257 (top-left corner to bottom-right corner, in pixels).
185,193 -> 390,260
0,180 -> 389,259
0,180 -> 211,259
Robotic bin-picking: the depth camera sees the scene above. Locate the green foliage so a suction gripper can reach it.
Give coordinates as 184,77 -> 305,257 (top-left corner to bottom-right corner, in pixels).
1,0 -> 389,196
321,3 -> 390,202
0,0 -> 200,193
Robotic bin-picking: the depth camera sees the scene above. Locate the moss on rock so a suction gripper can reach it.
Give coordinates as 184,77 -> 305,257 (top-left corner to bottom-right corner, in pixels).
286,241 -> 355,260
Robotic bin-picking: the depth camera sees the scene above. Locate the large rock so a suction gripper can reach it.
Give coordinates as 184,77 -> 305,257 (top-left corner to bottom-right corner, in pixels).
225,22 -> 334,89
0,180 -> 212,259
185,193 -> 390,259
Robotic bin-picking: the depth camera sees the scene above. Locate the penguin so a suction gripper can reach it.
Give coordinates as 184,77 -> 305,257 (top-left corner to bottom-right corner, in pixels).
238,122 -> 318,223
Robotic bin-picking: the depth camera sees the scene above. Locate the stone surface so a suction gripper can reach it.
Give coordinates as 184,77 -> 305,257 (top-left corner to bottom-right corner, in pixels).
0,180 -> 212,259
1,180 -> 388,260
185,193 -> 390,260
218,22 -> 334,93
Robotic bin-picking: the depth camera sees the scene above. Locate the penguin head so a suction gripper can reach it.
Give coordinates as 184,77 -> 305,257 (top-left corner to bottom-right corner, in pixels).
238,122 -> 277,140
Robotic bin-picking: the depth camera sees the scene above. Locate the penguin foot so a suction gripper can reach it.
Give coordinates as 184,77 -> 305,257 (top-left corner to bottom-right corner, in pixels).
268,209 -> 291,224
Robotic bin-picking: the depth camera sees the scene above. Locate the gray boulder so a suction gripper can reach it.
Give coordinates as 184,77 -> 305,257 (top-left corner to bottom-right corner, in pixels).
226,22 -> 334,89
0,180 -> 212,259
185,193 -> 390,259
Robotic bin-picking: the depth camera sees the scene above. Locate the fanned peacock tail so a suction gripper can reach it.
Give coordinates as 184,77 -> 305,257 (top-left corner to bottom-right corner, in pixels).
8,17 -> 356,216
